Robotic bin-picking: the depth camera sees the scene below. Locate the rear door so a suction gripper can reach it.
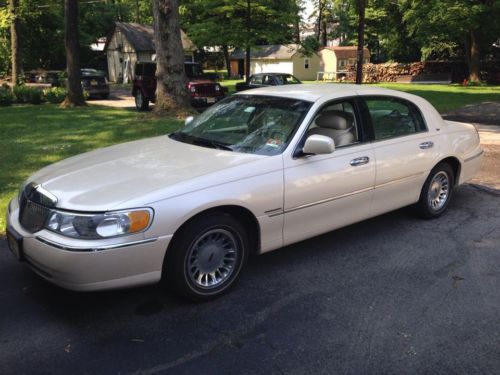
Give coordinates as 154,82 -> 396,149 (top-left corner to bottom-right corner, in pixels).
361,96 -> 441,216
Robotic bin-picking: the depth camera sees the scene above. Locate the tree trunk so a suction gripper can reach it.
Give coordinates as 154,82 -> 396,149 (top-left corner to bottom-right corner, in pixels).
355,0 -> 366,85
152,0 -> 192,115
321,20 -> 327,47
222,45 -> 231,78
316,0 -> 322,42
245,0 -> 251,82
468,29 -> 481,82
245,46 -> 251,82
62,0 -> 86,107
9,0 -> 21,86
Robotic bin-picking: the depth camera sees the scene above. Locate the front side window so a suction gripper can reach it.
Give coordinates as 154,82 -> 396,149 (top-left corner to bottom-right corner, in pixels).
303,100 -> 360,148
365,97 -> 426,140
171,95 -> 312,156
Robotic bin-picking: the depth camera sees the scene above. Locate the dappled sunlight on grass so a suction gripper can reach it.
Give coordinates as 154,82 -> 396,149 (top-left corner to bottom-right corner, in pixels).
0,104 -> 182,233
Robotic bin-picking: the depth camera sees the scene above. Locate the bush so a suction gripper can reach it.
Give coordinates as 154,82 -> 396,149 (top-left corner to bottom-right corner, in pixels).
13,85 -> 44,104
0,86 -> 14,106
43,87 -> 67,104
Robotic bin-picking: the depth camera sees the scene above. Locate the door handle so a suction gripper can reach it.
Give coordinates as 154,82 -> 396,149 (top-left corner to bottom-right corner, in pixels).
350,156 -> 370,166
419,141 -> 434,149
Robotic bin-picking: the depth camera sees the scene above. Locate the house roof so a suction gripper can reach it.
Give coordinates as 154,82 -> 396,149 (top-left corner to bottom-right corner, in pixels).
105,22 -> 195,52
321,46 -> 370,58
231,44 -> 302,60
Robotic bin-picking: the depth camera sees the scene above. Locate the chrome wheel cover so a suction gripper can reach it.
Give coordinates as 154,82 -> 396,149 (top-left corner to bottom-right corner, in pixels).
186,228 -> 239,289
427,171 -> 450,211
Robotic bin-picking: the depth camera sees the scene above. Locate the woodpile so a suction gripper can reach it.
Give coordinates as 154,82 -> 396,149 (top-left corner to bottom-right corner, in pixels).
344,61 -> 470,83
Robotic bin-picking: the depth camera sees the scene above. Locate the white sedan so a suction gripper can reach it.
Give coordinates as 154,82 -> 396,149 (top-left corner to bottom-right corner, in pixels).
6,84 -> 483,300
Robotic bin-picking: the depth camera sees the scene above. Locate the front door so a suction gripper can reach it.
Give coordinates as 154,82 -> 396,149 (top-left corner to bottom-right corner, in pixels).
283,99 -> 376,245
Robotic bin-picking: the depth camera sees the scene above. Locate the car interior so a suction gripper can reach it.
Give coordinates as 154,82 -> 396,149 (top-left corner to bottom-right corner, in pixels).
306,102 -> 359,147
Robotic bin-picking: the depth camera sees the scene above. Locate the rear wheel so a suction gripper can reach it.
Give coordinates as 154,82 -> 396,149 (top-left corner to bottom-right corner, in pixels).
417,162 -> 454,219
163,213 -> 249,301
135,90 -> 149,111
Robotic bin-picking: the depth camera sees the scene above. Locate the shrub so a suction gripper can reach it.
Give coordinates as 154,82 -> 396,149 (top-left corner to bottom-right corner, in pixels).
13,85 -> 44,104
0,86 -> 14,106
43,87 -> 67,104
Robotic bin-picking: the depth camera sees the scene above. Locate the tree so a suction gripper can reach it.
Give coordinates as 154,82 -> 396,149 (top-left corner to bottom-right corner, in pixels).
61,0 -> 85,107
151,0 -> 192,114
355,0 -> 365,84
9,0 -> 20,85
182,0 -> 298,81
403,0 -> 500,81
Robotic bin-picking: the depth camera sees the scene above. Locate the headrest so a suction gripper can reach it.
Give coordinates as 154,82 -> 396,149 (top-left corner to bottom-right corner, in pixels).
315,110 -> 353,130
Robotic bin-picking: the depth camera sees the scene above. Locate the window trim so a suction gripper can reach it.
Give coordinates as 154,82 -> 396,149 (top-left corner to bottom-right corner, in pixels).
292,96 -> 368,158
360,95 -> 428,143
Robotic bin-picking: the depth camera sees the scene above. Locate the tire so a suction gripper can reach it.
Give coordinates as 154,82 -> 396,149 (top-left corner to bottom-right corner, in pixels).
163,213 -> 249,301
417,162 -> 455,219
135,90 -> 149,111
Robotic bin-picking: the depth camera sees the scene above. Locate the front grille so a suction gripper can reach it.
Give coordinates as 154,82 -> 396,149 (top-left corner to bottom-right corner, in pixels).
195,84 -> 217,96
18,184 -> 55,233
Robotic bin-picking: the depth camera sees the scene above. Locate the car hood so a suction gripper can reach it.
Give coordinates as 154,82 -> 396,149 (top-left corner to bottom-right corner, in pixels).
188,78 -> 216,85
28,136 -> 268,211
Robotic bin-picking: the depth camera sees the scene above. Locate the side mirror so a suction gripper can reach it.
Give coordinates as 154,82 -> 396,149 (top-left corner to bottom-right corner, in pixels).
184,116 -> 194,126
302,134 -> 335,155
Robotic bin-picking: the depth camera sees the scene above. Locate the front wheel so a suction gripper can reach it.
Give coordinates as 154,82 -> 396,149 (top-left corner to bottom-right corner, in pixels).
135,90 -> 149,111
163,213 -> 249,301
417,162 -> 454,219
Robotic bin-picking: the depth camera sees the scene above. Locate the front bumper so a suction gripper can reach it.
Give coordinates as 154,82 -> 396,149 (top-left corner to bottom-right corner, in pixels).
191,95 -> 225,107
6,198 -> 172,291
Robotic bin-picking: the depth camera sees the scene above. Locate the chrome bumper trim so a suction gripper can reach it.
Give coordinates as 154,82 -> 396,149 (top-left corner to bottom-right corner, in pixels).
464,150 -> 484,163
35,236 -> 158,252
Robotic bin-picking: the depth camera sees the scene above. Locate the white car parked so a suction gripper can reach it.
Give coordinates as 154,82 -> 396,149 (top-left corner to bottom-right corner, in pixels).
6,84 -> 483,300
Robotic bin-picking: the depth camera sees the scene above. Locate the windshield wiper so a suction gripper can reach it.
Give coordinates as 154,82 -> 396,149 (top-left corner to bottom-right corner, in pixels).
170,132 -> 233,151
192,138 -> 233,151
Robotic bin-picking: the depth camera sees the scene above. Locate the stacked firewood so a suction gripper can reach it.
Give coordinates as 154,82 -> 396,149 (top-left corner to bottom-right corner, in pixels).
345,62 -> 426,82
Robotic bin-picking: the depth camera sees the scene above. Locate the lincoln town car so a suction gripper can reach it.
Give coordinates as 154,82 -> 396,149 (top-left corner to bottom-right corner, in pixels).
6,84 -> 483,300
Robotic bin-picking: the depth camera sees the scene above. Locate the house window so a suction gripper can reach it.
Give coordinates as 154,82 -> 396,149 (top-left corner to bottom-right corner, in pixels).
304,58 -> 310,69
338,59 -> 347,68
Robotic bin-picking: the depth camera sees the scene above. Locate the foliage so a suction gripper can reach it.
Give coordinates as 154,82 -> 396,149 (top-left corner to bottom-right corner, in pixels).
0,104 -> 182,233
0,85 -> 14,106
12,85 -> 43,104
181,0 -> 300,49
43,87 -> 66,104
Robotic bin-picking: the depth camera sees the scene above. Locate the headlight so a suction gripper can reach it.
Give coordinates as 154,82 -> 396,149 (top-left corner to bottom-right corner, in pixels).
189,85 -> 196,93
215,84 -> 221,92
46,208 -> 153,239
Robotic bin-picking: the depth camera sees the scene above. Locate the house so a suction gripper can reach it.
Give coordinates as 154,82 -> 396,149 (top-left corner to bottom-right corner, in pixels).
318,46 -> 371,79
104,22 -> 196,83
230,44 -> 371,81
230,44 -> 321,81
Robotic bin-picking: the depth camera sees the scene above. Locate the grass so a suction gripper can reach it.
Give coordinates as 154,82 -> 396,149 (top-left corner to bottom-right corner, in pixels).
0,104 -> 181,233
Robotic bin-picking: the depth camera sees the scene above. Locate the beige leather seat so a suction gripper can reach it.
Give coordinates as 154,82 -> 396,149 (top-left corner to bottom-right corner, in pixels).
306,111 -> 356,147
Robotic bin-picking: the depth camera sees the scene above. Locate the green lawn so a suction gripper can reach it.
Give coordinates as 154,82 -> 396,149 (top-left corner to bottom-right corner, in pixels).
0,104 -> 181,233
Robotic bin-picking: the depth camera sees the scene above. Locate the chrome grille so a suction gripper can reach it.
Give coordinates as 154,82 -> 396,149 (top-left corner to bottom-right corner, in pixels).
196,84 -> 217,96
18,184 -> 56,233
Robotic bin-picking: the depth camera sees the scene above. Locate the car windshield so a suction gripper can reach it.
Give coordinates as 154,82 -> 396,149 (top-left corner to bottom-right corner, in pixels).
170,95 -> 312,156
185,63 -> 204,78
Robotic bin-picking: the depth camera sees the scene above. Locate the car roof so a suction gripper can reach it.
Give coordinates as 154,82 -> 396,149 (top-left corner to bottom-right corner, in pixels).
236,83 -> 408,102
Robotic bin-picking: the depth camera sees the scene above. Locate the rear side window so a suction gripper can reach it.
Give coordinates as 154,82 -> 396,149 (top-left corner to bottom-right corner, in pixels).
250,75 -> 263,85
365,97 -> 426,140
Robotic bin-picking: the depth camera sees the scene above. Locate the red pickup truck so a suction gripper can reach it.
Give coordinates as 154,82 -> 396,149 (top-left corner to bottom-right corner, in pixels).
132,62 -> 225,111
